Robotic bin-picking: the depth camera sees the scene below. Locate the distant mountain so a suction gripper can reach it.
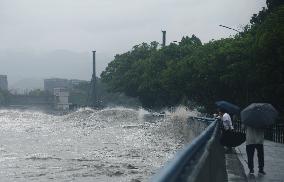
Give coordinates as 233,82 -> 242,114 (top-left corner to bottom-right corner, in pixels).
0,49 -> 113,86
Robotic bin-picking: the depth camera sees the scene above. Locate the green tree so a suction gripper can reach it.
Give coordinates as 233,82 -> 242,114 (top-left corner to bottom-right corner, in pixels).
100,4 -> 284,114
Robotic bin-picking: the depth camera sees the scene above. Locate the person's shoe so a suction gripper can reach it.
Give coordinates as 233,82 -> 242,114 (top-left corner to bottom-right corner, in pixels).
259,170 -> 266,175
249,169 -> 254,175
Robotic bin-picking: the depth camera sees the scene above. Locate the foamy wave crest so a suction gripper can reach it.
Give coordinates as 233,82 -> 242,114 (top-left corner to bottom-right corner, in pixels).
169,106 -> 200,121
138,107 -> 150,121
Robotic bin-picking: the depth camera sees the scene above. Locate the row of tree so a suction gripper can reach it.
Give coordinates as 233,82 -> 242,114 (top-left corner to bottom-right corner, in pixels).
69,80 -> 141,108
101,0 -> 284,113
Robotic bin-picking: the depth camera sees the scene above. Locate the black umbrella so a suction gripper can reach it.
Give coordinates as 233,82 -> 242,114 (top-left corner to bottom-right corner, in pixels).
241,103 -> 278,128
220,131 -> 246,147
215,100 -> 240,115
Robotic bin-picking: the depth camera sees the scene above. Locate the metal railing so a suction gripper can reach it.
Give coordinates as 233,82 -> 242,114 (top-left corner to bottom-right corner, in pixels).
233,119 -> 284,144
151,117 -> 226,182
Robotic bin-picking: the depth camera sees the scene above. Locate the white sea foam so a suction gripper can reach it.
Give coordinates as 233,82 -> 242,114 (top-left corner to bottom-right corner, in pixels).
0,107 -> 206,182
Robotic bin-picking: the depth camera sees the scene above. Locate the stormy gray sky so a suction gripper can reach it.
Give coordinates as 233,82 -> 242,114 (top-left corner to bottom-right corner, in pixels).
0,0 -> 266,89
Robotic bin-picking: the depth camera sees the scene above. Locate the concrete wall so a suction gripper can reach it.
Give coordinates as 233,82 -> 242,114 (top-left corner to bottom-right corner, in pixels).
185,124 -> 227,182
150,119 -> 227,182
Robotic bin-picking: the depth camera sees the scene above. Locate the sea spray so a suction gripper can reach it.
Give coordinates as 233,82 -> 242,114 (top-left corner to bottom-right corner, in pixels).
166,106 -> 207,143
170,106 -> 200,120
138,107 -> 150,121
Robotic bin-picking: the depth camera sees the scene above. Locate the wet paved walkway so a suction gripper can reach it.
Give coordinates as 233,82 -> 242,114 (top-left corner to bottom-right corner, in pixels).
235,140 -> 284,182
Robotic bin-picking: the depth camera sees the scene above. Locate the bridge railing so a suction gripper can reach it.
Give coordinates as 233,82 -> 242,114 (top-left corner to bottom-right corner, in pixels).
151,117 -> 226,182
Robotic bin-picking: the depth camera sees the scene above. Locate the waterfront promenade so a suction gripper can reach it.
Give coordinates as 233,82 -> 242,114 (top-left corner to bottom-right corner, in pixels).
228,140 -> 284,182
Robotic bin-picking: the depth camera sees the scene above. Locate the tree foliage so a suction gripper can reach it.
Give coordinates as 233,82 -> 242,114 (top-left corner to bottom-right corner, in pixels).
101,3 -> 284,113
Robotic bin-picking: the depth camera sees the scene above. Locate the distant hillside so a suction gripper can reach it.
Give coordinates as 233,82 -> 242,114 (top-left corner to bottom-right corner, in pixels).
0,49 -> 112,85
10,78 -> 43,94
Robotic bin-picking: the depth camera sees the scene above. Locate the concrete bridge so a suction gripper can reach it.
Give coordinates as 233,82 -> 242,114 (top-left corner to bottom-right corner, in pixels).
152,117 -> 284,182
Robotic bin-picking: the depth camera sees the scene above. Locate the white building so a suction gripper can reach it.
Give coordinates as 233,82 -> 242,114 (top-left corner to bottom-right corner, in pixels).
54,88 -> 70,110
0,75 -> 8,90
69,79 -> 88,88
44,78 -> 88,93
44,78 -> 69,93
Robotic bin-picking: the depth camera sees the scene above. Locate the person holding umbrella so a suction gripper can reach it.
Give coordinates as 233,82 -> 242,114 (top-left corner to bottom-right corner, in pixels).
218,108 -> 234,152
241,103 -> 278,175
219,108 -> 234,131
215,101 -> 246,152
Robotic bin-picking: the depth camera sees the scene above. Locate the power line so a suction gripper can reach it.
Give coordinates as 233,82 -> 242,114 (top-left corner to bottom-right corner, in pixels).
219,24 -> 240,33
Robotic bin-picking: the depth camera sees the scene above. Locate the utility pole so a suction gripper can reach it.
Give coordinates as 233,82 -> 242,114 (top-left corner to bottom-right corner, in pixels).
162,30 -> 166,47
90,50 -> 97,107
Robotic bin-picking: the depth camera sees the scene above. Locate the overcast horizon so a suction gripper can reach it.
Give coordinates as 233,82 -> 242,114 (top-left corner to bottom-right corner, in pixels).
0,0 -> 266,89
